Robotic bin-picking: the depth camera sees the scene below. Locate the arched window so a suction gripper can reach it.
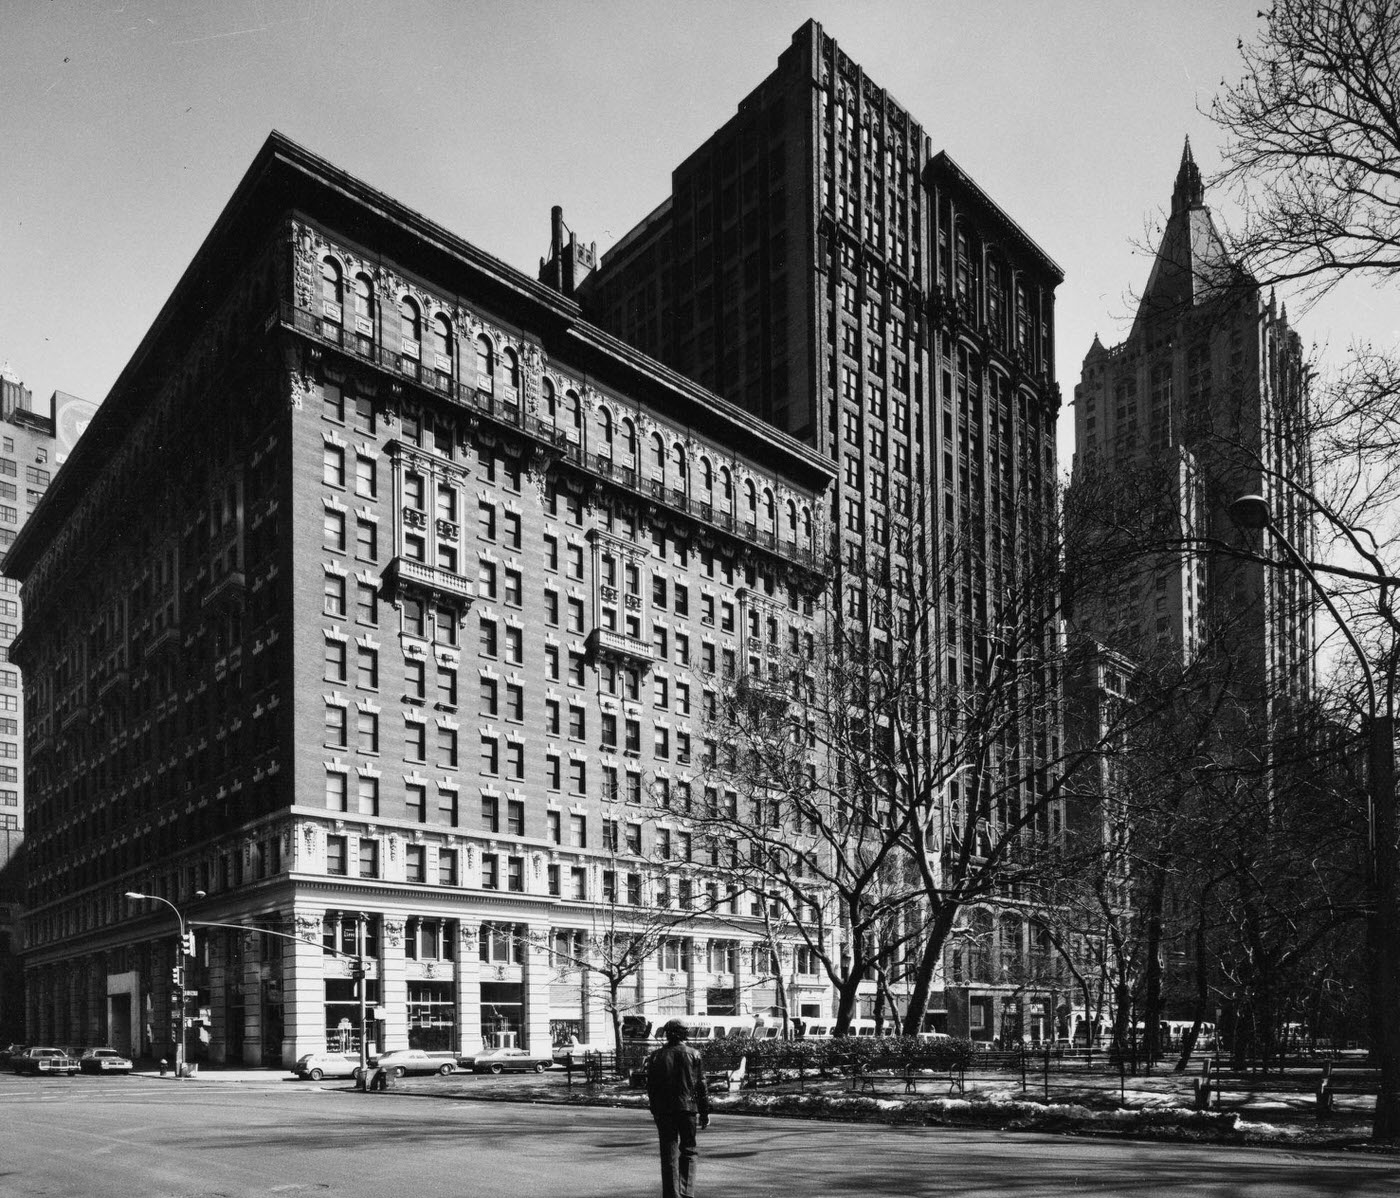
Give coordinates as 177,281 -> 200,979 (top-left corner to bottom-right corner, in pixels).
802,508 -> 812,546
320,257 -> 343,315
786,500 -> 798,539
565,389 -> 582,431
475,336 -> 494,392
744,480 -> 758,523
672,443 -> 687,485
763,489 -> 776,530
542,378 -> 556,420
701,457 -> 714,494
621,418 -> 637,458
399,296 -> 421,351
599,407 -> 614,450
353,273 -> 374,326
719,466 -> 733,506
430,313 -> 452,369
651,432 -> 666,472
501,348 -> 521,400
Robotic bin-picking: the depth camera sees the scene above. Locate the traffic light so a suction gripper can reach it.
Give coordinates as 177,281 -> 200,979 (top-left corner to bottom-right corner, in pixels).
182,931 -> 195,956
171,965 -> 182,986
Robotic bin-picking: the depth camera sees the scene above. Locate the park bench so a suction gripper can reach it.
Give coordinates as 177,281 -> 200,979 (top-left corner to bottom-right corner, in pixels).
707,1054 -> 747,1093
849,1059 -> 965,1096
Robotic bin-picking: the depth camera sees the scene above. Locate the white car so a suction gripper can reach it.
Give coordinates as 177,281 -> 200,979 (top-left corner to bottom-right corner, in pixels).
293,1052 -> 361,1081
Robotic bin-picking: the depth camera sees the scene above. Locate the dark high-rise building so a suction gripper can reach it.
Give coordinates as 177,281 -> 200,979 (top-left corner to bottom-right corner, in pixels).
1071,141 -> 1313,708
584,20 -> 1067,1040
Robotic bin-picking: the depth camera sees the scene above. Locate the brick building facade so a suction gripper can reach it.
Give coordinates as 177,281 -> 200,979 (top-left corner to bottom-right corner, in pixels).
8,134 -> 831,1066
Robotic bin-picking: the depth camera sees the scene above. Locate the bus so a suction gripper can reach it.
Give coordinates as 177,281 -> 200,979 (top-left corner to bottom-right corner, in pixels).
620,1014 -> 759,1044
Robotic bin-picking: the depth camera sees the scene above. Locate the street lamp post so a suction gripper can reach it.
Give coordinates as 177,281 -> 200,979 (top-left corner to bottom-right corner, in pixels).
1229,493 -> 1400,1141
125,890 -> 205,1076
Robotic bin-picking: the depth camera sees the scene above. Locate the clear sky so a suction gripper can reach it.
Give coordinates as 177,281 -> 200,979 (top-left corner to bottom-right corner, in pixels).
3,0 -> 1394,468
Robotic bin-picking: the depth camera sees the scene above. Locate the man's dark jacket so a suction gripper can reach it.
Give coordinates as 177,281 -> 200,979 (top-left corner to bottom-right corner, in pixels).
646,1042 -> 711,1116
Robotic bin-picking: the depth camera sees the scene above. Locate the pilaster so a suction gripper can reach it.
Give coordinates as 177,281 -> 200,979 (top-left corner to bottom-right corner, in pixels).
286,910 -> 328,1062
521,920 -> 552,1054
457,920 -> 482,1055
381,917 -> 408,1049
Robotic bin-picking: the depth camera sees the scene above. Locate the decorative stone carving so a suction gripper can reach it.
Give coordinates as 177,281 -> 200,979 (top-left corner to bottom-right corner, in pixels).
384,920 -> 405,949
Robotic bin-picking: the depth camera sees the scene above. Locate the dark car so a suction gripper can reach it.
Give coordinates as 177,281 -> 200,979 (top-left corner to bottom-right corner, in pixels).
0,1044 -> 26,1066
78,1047 -> 134,1075
12,1047 -> 78,1076
366,1049 -> 458,1078
472,1047 -> 553,1074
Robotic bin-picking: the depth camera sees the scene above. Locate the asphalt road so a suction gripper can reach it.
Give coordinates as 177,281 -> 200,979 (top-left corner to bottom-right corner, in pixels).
1,1072 -> 1398,1198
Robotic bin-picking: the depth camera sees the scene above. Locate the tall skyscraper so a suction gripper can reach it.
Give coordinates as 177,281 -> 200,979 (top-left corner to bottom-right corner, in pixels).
584,20 -> 1067,1039
1071,140 -> 1312,710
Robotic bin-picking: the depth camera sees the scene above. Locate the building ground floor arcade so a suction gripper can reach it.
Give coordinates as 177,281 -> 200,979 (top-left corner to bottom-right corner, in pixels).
24,896 -> 833,1067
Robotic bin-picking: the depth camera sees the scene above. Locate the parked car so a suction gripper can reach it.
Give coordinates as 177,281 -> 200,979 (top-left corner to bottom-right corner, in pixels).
0,1044 -> 27,1066
12,1047 -> 78,1076
473,1047 -> 553,1074
78,1048 -> 133,1075
368,1049 -> 457,1078
292,1052 -> 361,1081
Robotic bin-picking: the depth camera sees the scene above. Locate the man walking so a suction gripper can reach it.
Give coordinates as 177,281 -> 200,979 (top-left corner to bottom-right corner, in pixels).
646,1020 -> 711,1198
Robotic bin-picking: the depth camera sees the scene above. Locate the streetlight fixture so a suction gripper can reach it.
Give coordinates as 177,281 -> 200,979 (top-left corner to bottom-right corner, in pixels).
1229,493 -> 1400,1141
125,890 -> 205,1076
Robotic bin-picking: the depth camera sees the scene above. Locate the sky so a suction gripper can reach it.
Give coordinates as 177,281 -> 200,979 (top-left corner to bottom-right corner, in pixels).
3,0 -> 1395,469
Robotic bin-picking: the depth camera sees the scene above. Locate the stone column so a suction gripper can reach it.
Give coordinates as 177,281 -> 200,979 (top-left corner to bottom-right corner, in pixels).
285,911 -> 327,1064
381,917 -> 408,1050
456,921 -> 481,1056
521,920 -> 552,1054
241,929 -> 262,1066
687,937 -> 702,1015
207,931 -> 229,1063
733,939 -> 749,1016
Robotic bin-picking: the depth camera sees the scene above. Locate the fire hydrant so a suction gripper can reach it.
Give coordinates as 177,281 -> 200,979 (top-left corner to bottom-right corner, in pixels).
159,1057 -> 169,1077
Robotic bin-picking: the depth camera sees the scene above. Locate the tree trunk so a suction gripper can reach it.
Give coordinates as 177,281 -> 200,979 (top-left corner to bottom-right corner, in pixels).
899,906 -> 958,1036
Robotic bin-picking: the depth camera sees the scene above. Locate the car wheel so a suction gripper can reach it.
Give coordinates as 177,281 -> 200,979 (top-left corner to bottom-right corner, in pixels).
489,1063 -> 503,1075
308,1068 -> 324,1081
437,1063 -> 453,1075
352,1067 -> 364,1082
533,1062 -> 548,1073
393,1066 -> 406,1079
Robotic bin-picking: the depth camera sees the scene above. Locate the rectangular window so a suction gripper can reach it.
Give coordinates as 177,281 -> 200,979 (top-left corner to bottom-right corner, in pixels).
547,810 -> 562,844
405,721 -> 426,762
436,666 -> 458,707
505,683 -> 523,721
568,705 -> 585,740
480,853 -> 499,890
405,845 -> 426,884
326,835 -> 348,875
507,856 -> 525,892
356,583 -> 378,625
356,646 -> 378,689
359,839 -> 380,879
325,771 -> 348,811
357,776 -> 378,816
506,799 -> 525,836
323,444 -> 345,487
505,626 -> 523,665
438,849 -> 459,886
505,740 -> 524,780
325,704 -> 347,748
480,735 -> 499,775
357,711 -> 379,754
324,509 -> 346,552
504,511 -> 522,549
355,455 -> 377,498
324,573 -> 347,617
437,726 -> 458,767
355,518 -> 378,562
406,783 -> 427,824
480,795 -> 500,833
324,639 -> 347,682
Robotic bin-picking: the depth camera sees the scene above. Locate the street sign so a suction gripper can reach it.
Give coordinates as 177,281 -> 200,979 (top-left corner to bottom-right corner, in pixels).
183,989 -> 200,999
